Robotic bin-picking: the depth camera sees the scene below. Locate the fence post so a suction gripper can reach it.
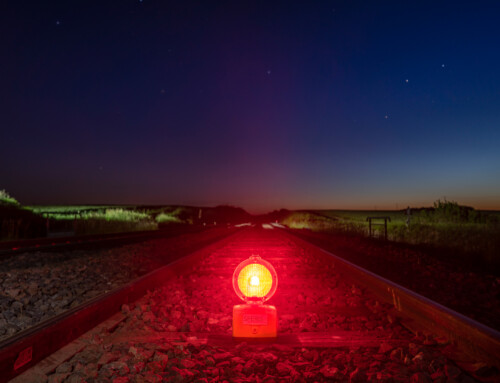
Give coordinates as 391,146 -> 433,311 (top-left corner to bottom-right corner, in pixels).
366,216 -> 391,240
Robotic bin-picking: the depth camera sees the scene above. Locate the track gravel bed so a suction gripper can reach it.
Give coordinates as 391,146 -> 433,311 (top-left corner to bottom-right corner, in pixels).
39,227 -> 488,383
0,228 -> 235,342
290,230 -> 500,332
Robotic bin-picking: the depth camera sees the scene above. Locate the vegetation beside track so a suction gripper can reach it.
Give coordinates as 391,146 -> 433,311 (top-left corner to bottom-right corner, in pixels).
277,200 -> 500,270
0,190 -> 252,240
0,190 -> 47,239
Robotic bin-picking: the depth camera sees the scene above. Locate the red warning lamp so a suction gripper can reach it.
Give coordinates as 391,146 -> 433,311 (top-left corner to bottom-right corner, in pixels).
232,255 -> 278,338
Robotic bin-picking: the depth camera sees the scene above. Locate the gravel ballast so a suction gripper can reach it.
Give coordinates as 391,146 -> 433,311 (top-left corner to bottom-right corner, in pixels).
36,227 -> 491,382
0,228 -> 235,342
292,230 -> 500,332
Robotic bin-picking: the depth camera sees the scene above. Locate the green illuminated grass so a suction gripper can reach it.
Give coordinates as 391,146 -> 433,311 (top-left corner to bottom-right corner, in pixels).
85,208 -> 150,221
30,205 -> 120,214
3,201 -> 250,240
22,205 -> 192,236
281,211 -> 338,231
0,190 -> 20,206
155,213 -> 181,223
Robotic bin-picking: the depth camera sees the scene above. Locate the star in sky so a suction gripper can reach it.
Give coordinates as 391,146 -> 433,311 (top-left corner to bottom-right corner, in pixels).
2,1 -> 499,211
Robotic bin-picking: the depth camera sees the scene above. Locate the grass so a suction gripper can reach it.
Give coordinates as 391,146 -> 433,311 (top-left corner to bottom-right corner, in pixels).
280,201 -> 500,269
155,213 -> 181,224
1,190 -> 251,240
7,188 -> 497,268
73,208 -> 158,235
281,211 -> 340,231
2,198 -> 193,239
29,205 -> 121,218
84,208 -> 150,221
29,206 -> 186,222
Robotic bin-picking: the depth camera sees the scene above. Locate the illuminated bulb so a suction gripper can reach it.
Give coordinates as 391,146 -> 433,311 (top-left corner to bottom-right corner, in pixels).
233,255 -> 277,302
237,263 -> 273,298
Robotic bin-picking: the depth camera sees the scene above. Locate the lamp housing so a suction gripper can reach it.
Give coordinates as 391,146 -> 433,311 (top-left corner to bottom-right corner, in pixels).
232,255 -> 278,338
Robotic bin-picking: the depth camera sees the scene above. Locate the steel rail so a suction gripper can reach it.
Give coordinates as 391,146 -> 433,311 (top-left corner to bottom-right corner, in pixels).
283,229 -> 500,370
3,227 -> 499,382
0,229 -> 242,382
0,225 -> 203,257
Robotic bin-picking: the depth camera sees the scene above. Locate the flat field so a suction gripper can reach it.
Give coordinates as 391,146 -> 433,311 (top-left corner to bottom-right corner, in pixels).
281,207 -> 500,269
1,204 -> 250,240
1,205 -> 186,239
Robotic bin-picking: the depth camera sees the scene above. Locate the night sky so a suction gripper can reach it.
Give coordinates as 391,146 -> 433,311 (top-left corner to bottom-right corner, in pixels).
1,1 -> 499,213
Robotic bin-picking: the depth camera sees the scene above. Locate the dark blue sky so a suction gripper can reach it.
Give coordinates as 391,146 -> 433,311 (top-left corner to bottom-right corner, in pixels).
1,1 -> 499,212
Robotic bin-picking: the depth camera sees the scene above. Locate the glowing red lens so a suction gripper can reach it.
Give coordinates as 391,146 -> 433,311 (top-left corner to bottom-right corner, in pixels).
233,255 -> 277,302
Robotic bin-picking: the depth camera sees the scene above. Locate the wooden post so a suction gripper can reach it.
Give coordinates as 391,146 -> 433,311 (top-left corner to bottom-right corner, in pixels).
366,216 -> 391,240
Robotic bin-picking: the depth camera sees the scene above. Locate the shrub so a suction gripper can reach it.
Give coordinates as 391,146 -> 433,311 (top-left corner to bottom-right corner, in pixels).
0,190 -> 20,206
0,205 -> 46,239
156,213 -> 181,223
430,199 -> 478,223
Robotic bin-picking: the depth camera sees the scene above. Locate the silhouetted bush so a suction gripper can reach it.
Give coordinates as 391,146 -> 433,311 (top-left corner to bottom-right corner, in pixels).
0,205 -> 46,240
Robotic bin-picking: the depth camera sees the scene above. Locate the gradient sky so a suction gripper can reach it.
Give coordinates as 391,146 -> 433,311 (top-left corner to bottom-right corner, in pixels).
1,1 -> 499,213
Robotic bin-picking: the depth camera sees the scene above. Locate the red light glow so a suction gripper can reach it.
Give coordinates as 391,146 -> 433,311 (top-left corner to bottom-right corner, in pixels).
233,255 -> 277,302
237,263 -> 272,298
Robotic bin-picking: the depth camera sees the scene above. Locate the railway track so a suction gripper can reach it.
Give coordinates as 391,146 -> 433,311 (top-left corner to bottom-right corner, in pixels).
0,225 -> 206,257
0,227 -> 238,343
1,226 -> 499,382
289,229 -> 500,333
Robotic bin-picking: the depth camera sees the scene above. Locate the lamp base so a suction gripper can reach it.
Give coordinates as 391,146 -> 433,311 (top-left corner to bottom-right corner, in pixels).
232,303 -> 277,338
